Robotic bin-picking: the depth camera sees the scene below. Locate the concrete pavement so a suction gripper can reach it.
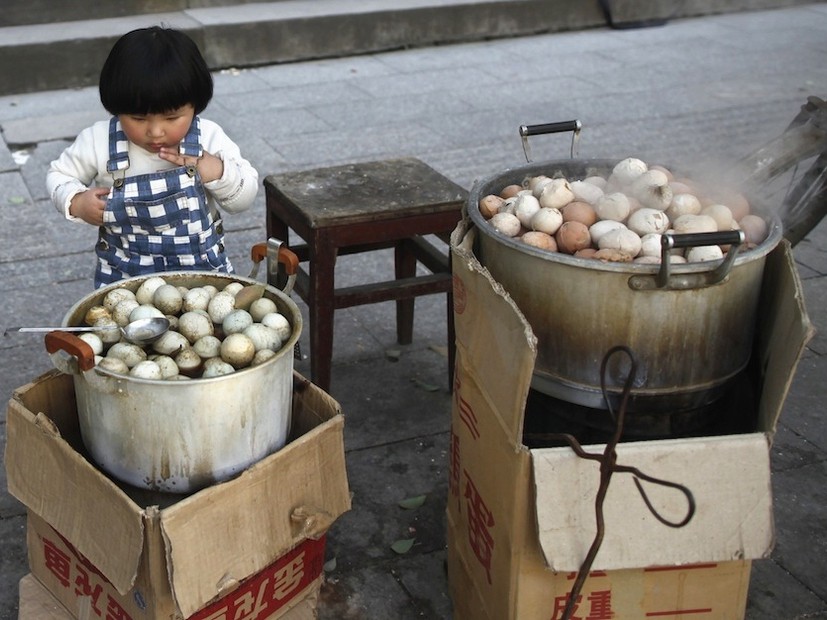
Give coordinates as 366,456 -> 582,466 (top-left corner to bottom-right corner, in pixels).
1,4 -> 827,618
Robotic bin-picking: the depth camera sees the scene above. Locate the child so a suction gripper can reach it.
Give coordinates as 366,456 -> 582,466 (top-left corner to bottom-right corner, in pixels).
47,26 -> 258,288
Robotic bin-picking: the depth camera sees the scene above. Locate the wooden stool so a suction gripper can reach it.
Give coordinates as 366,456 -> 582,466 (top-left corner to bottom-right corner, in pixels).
264,157 -> 467,392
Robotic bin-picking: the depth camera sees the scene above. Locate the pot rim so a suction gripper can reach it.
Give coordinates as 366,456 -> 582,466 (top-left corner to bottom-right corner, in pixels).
61,271 -> 302,385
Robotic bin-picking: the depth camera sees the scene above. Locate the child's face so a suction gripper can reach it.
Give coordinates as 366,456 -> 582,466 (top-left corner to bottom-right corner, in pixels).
119,104 -> 196,153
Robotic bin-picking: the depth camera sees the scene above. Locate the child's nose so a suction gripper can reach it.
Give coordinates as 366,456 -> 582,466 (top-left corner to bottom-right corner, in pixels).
146,122 -> 164,138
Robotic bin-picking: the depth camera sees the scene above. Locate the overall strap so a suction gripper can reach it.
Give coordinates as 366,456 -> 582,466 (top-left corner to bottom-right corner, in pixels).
178,116 -> 203,157
106,117 -> 130,173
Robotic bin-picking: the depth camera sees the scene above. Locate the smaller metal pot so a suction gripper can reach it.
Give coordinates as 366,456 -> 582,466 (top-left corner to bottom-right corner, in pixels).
46,269 -> 302,494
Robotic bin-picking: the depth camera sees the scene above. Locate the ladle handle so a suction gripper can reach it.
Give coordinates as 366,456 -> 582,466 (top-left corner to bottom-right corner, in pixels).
45,332 -> 96,371
14,325 -> 115,333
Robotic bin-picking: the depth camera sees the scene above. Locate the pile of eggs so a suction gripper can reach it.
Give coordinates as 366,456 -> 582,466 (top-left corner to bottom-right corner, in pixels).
479,157 -> 770,264
78,276 -> 292,380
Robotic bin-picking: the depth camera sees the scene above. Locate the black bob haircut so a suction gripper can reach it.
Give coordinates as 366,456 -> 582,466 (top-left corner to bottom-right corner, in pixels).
99,27 -> 213,116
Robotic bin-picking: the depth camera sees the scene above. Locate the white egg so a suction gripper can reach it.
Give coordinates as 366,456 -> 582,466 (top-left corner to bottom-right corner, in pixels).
639,233 -> 664,257
251,349 -> 277,366
223,309 -> 254,335
243,323 -> 282,352
148,354 -> 179,378
627,208 -> 670,236
102,288 -> 136,313
202,357 -> 236,378
208,291 -> 236,324
588,219 -> 627,246
130,360 -> 163,380
594,192 -> 631,222
249,297 -> 278,322
152,330 -> 190,356
175,348 -> 203,377
686,246 -> 724,262
260,312 -> 292,342
220,333 -> 256,369
223,282 -> 244,296
184,287 -> 212,312
598,228 -> 642,257
97,356 -> 129,375
153,284 -> 184,315
178,311 -> 214,343
107,342 -> 147,368
193,335 -> 222,359
135,276 -> 167,305
112,299 -> 140,326
78,332 -> 104,355
91,317 -> 121,345
129,304 -> 165,323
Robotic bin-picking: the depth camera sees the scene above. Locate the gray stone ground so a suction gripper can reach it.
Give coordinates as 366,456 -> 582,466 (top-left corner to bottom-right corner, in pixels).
1,4 -> 827,619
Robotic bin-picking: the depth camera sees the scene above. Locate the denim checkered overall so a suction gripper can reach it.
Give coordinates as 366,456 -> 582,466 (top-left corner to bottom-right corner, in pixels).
94,116 -> 232,288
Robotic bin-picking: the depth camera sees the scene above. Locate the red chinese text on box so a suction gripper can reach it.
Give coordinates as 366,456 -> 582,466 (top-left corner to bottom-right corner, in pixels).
190,536 -> 326,620
38,531 -> 135,620
36,524 -> 325,620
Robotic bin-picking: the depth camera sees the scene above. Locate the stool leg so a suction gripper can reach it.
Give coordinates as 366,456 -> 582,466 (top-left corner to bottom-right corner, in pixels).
395,240 -> 416,345
310,235 -> 337,392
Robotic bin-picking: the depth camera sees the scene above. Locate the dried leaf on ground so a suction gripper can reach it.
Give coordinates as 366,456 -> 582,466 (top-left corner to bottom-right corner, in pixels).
391,538 -> 416,554
398,494 -> 427,510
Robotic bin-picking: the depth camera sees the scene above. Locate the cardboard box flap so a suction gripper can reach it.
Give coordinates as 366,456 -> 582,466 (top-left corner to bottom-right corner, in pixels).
5,371 -> 144,594
755,240 -> 815,438
532,433 -> 774,572
451,218 -> 537,443
160,386 -> 350,618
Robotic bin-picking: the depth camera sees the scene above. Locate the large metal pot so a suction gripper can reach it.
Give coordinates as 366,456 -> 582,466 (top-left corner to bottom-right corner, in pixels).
467,158 -> 782,412
46,271 -> 303,494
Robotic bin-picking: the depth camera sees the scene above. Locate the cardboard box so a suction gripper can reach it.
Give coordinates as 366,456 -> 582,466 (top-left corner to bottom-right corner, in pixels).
18,574 -> 73,620
6,371 -> 351,620
17,573 -> 321,620
446,218 -> 814,619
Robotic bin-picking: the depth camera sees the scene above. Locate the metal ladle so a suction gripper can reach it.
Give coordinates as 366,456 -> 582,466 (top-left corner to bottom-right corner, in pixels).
6,317 -> 171,346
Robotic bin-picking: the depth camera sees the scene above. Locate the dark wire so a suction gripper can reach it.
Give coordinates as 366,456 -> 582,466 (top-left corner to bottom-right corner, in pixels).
547,346 -> 696,620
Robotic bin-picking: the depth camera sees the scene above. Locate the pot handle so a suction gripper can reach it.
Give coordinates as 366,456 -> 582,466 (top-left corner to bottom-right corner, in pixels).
248,238 -> 299,294
519,119 -> 582,162
45,331 -> 96,373
629,230 -> 746,291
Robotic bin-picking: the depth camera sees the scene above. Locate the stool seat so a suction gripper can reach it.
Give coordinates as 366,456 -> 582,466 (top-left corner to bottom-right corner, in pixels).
264,157 -> 467,392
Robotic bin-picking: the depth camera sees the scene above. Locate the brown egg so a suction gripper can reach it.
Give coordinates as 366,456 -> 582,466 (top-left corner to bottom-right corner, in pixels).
555,221 -> 592,254
575,247 -> 598,259
739,214 -> 769,245
727,193 -> 751,221
500,184 -> 523,199
520,231 -> 558,252
84,305 -> 111,326
594,248 -> 634,262
561,201 -> 598,227
702,190 -> 750,221
649,164 -> 674,181
670,181 -> 693,196
479,194 -> 505,219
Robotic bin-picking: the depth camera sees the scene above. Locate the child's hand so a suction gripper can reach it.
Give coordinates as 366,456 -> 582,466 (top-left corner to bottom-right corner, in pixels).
69,188 -> 109,225
158,148 -> 224,183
